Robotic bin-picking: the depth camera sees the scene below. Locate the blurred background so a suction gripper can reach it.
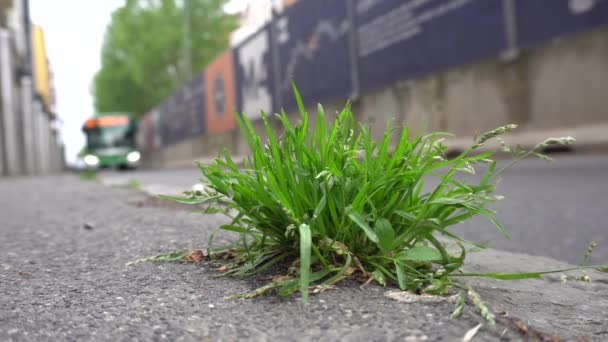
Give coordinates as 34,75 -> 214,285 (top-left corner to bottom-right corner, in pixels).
1,0 -> 607,174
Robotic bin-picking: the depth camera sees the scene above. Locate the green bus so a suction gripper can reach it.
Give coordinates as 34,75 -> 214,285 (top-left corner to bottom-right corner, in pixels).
81,113 -> 141,169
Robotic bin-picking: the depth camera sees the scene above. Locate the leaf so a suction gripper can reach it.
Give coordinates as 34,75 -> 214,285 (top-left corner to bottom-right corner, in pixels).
394,210 -> 417,224
219,225 -> 249,234
188,206 -> 230,215
371,269 -> 386,286
375,218 -> 394,253
396,245 -> 443,262
298,224 -> 312,303
313,195 -> 327,219
348,213 -> 379,243
159,194 -> 222,204
126,250 -> 188,266
394,261 -> 406,290
480,160 -> 497,186
429,197 -> 471,206
291,82 -> 308,118
457,265 -> 608,280
226,282 -> 283,300
458,272 -> 542,280
485,213 -> 511,239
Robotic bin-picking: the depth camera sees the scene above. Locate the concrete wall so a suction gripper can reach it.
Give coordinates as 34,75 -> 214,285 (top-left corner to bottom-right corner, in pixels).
144,26 -> 608,167
357,26 -> 608,140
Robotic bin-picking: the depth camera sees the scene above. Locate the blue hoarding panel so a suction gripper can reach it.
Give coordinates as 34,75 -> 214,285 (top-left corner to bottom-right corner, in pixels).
275,0 -> 354,112
355,0 -> 506,93
515,0 -> 608,49
233,26 -> 276,120
159,73 -> 206,146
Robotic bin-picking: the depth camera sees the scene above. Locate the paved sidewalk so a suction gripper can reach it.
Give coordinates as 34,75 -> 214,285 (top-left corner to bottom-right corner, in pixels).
1,176 -> 607,341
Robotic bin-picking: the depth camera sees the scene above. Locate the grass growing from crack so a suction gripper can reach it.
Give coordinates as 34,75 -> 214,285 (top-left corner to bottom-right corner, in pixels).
79,169 -> 98,180
126,179 -> 142,190
138,85 -> 606,326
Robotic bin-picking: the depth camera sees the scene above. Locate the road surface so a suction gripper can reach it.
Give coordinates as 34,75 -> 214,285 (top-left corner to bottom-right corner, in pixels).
2,174 -> 607,341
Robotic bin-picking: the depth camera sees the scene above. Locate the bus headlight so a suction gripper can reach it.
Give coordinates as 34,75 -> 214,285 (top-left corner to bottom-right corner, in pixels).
84,154 -> 99,167
127,151 -> 141,163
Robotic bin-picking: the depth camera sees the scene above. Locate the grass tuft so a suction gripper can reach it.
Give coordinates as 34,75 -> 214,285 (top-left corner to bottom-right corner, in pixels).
127,179 -> 142,190
79,169 -> 98,180
140,85 -> 606,325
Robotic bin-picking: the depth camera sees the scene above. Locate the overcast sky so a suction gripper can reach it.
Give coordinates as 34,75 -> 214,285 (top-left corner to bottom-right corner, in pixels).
29,0 -> 249,165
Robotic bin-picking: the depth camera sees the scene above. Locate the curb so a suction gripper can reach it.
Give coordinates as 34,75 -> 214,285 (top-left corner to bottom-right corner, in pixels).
149,123 -> 608,170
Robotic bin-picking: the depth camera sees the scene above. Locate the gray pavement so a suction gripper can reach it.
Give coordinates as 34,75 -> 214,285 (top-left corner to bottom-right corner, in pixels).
0,176 -> 510,341
0,170 -> 607,340
101,154 -> 608,265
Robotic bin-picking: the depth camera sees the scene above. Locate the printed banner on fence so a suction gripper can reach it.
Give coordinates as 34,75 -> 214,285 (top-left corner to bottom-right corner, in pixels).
355,0 -> 506,93
234,26 -> 276,120
136,112 -> 154,152
274,0 -> 354,112
515,0 -> 608,49
205,50 -> 236,133
159,72 -> 206,146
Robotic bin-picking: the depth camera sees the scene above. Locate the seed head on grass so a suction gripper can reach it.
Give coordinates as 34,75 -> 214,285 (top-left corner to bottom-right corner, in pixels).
472,124 -> 517,149
583,241 -> 598,265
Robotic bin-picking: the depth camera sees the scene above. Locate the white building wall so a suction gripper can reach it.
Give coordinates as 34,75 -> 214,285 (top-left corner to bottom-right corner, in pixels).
0,28 -> 20,175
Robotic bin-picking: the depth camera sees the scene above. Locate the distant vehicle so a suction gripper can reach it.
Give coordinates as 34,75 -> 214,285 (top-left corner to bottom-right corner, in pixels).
81,113 -> 141,170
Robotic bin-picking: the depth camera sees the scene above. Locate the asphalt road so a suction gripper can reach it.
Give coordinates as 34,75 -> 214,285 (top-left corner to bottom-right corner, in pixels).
0,177 -> 518,341
2,165 -> 607,341
101,154 -> 608,265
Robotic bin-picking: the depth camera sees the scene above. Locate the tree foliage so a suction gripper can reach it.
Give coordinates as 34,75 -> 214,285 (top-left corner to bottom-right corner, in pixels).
92,0 -> 237,118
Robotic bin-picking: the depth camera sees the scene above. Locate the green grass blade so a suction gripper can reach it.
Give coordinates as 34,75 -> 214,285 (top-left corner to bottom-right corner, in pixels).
126,250 -> 188,266
375,218 -> 394,253
394,261 -> 407,290
455,265 -> 608,280
371,269 -> 387,286
348,213 -> 379,243
396,245 -> 443,262
159,194 -> 219,204
219,225 -> 250,234
298,224 -> 312,303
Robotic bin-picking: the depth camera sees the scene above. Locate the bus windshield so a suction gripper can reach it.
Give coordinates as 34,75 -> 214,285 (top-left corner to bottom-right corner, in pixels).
86,125 -> 134,149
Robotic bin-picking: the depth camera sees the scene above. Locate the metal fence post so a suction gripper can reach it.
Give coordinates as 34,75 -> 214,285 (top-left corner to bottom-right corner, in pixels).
501,0 -> 519,61
346,0 -> 360,100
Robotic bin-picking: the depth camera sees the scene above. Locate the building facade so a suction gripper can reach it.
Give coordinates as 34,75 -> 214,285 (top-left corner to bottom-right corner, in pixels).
0,0 -> 62,176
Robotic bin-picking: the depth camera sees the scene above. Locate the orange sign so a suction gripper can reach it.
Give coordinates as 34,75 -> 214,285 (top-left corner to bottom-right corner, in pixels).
85,116 -> 129,129
204,50 -> 236,133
